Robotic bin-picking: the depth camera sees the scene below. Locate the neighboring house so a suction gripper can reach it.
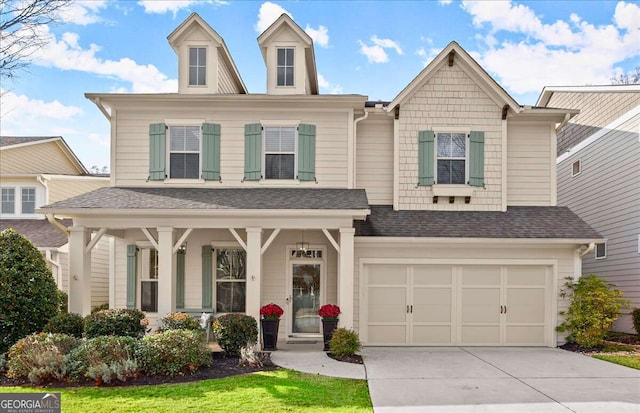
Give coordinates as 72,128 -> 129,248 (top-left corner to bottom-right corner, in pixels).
0,136 -> 111,308
41,13 -> 601,347
538,85 -> 640,333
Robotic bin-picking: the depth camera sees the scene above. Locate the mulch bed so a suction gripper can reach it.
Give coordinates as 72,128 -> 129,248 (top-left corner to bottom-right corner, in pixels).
327,353 -> 363,364
0,352 -> 278,388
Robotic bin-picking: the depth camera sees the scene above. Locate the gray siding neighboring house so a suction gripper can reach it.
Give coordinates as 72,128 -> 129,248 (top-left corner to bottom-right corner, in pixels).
540,86 -> 640,333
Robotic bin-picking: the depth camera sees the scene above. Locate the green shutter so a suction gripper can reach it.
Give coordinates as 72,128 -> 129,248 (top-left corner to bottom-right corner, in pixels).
297,124 -> 316,181
202,246 -> 213,309
202,123 -> 221,181
469,131 -> 485,187
149,123 -> 167,180
126,245 -> 137,309
244,123 -> 262,181
176,250 -> 185,308
418,130 -> 435,186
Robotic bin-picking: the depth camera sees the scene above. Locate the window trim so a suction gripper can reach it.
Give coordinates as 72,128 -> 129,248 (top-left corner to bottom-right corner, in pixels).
188,46 -> 207,87
166,122 -> 203,180
434,131 -> 469,185
262,124 -> 298,181
21,187 -> 36,215
571,159 -> 581,177
595,242 -> 606,260
211,243 -> 247,314
276,47 -> 295,87
1,187 -> 16,214
137,247 -> 159,313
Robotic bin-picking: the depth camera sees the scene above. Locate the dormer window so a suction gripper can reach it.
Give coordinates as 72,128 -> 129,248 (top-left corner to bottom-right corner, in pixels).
277,48 -> 294,86
189,47 -> 206,86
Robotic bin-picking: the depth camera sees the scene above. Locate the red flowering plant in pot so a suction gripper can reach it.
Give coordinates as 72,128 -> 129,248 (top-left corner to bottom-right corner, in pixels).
318,304 -> 341,351
259,303 -> 283,351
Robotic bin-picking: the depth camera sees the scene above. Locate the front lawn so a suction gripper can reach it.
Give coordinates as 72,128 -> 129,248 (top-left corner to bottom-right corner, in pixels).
0,370 -> 372,413
593,354 -> 640,370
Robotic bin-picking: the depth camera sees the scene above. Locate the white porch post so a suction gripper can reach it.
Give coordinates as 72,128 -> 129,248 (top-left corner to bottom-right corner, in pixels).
245,228 -> 263,323
338,227 -> 355,329
69,226 -> 91,315
157,227 -> 175,317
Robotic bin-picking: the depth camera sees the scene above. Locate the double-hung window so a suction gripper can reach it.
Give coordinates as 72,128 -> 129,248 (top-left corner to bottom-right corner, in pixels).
21,188 -> 35,214
139,248 -> 158,312
277,48 -> 294,86
1,188 -> 15,214
189,47 -> 206,86
436,132 -> 466,184
169,126 -> 200,179
215,248 -> 246,313
264,126 -> 296,179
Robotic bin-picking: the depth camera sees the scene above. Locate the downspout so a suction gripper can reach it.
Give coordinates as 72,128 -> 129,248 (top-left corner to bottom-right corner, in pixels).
574,242 -> 595,279
353,111 -> 369,189
36,175 -> 49,206
46,213 -> 70,236
578,243 -> 595,258
90,97 -> 111,121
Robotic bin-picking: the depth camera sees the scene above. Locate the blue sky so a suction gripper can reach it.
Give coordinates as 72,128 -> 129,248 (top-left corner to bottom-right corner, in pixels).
1,0 -> 638,171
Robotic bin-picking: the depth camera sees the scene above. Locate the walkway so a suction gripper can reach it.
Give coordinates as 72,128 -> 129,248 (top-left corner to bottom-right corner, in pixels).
269,341 -> 366,379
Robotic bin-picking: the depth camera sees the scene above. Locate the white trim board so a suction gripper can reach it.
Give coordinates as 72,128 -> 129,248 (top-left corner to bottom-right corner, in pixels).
557,104 -> 640,164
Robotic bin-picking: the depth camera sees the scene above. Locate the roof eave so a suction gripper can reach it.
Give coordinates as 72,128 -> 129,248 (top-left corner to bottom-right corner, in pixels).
355,236 -> 605,244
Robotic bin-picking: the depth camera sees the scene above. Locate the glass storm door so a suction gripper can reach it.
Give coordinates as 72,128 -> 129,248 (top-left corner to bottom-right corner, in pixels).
292,263 -> 321,334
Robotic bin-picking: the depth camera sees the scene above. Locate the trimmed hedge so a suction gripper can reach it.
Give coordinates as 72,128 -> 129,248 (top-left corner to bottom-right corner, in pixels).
329,328 -> 361,356
67,336 -> 141,384
139,330 -> 211,376
158,312 -> 203,332
44,313 -> 84,338
212,314 -> 258,357
84,309 -> 146,338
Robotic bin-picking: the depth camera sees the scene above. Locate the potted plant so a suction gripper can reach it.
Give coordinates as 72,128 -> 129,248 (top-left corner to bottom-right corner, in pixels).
318,304 -> 341,351
260,303 -> 283,351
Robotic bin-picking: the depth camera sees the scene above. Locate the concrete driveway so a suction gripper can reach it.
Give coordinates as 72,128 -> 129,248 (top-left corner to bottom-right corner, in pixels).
362,347 -> 640,413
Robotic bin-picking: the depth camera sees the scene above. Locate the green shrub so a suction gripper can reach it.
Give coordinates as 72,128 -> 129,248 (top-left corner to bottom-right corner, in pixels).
67,336 -> 141,383
139,330 -> 211,376
158,312 -> 202,332
212,314 -> 258,357
57,290 -> 68,314
7,333 -> 80,384
0,229 -> 59,354
0,353 -> 6,374
632,308 -> 640,336
329,328 -> 361,356
84,309 -> 146,338
91,303 -> 110,314
557,275 -> 630,347
44,313 -> 84,338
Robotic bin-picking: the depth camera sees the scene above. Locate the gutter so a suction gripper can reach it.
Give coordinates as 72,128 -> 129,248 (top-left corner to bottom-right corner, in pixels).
46,213 -> 70,236
578,242 -> 595,258
89,97 -> 111,121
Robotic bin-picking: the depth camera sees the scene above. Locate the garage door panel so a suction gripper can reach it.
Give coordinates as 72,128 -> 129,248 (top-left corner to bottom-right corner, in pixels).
368,287 -> 406,322
368,325 -> 406,344
413,288 -> 452,322
507,267 -> 546,286
505,326 -> 545,345
507,288 -> 545,323
461,288 -> 500,323
461,266 -> 500,285
461,326 -> 500,344
412,325 -> 452,344
413,265 -> 453,285
368,265 -> 408,285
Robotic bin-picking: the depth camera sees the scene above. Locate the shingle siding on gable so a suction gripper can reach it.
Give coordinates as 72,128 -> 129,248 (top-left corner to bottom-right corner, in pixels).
397,62 -> 503,211
548,91 -> 640,155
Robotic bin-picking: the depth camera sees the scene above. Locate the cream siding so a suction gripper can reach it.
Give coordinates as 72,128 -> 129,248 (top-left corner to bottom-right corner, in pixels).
557,113 -> 640,332
507,122 -> 553,206
90,237 -> 110,309
0,142 -> 81,175
356,114 -> 394,205
217,55 -> 239,94
47,177 -> 109,204
59,251 -> 70,293
397,62 -> 503,211
547,91 -> 640,154
113,107 -> 349,187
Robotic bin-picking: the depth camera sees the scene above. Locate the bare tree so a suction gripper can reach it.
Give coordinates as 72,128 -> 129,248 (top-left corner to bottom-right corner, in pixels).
611,66 -> 640,85
0,0 -> 72,79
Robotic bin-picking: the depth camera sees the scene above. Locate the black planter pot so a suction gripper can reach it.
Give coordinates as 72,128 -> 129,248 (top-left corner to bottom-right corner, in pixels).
261,319 -> 280,351
322,319 -> 339,351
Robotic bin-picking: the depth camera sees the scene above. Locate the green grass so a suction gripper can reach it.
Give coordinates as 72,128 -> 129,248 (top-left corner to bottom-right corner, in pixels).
593,354 -> 640,370
0,370 -> 372,413
602,343 -> 636,352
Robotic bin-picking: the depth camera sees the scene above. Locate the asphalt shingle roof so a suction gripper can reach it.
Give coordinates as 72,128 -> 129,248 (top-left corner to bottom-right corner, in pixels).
0,219 -> 71,248
0,136 -> 60,147
41,187 -> 370,211
354,205 -> 602,239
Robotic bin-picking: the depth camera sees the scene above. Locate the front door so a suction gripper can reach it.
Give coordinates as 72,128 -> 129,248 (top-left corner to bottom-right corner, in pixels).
291,262 -> 322,334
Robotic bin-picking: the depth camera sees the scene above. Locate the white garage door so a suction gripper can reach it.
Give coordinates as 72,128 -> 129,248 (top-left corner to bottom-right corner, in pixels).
364,264 -> 551,346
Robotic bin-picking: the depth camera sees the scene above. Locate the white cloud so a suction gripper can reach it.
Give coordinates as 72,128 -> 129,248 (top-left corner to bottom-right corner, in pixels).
460,0 -> 640,94
0,90 -> 82,131
438,0 -> 453,5
371,36 -> 403,55
415,47 -> 442,66
255,2 -> 291,33
305,25 -> 329,47
317,74 -> 343,94
58,1 -> 108,25
138,0 -> 229,16
359,35 -> 403,63
317,74 -> 330,88
31,28 -> 177,93
88,133 -> 110,149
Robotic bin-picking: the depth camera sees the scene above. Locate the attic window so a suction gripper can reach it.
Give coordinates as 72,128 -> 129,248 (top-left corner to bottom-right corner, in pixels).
277,48 -> 294,86
189,47 -> 206,86
571,159 -> 581,177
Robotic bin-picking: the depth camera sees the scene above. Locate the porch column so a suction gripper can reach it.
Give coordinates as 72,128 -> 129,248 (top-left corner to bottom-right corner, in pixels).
157,227 -> 175,317
338,227 -> 355,329
69,226 -> 91,315
245,227 -> 263,323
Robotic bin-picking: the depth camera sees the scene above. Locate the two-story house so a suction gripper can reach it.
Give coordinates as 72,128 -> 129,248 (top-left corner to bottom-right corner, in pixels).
0,136 -> 111,308
41,13 -> 601,347
539,85 -> 640,333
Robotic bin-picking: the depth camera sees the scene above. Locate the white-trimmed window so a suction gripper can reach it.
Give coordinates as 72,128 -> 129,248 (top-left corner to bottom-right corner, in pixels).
595,242 -> 606,259
169,125 -> 201,179
1,188 -> 15,214
139,248 -> 158,312
264,126 -> 296,179
188,47 -> 206,86
277,48 -> 294,86
215,248 -> 246,313
21,188 -> 36,214
436,132 -> 467,184
571,159 -> 581,177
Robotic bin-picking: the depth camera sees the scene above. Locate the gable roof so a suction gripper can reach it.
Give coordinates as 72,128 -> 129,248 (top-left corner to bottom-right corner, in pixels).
0,136 -> 89,174
167,12 -> 247,94
388,41 -> 520,114
355,205 -> 601,241
536,85 -> 640,107
257,13 -> 318,95
0,218 -> 71,249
